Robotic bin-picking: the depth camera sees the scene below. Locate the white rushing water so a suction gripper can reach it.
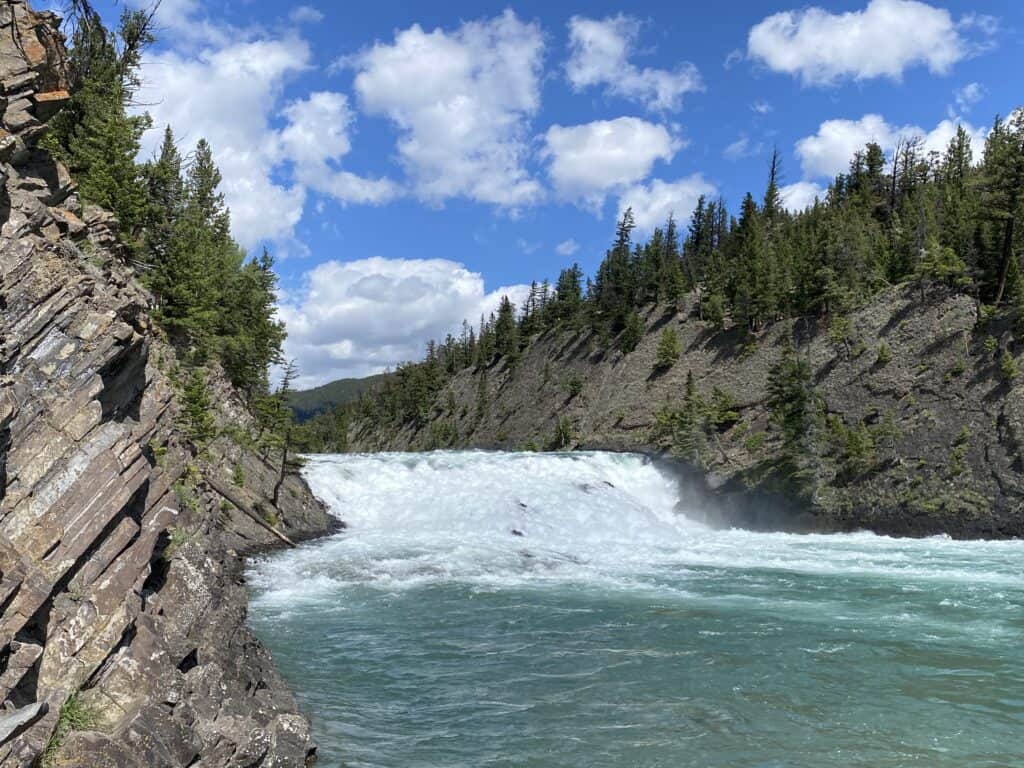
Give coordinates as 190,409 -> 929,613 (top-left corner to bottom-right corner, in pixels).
252,450 -> 1023,605
248,451 -> 1024,768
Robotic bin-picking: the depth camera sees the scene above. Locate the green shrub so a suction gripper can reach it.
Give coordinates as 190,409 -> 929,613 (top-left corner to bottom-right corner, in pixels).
876,341 -> 892,365
39,694 -> 99,767
743,431 -> 767,453
548,416 -> 574,450
1000,350 -> 1018,382
564,373 -> 584,398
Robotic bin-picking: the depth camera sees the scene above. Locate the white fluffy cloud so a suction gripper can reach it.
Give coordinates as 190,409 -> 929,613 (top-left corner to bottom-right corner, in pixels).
566,15 -> 702,111
543,118 -> 680,210
137,38 -> 312,248
280,258 -> 530,387
348,11 -> 544,208
747,0 -> 974,86
556,239 -> 580,256
618,175 -> 717,233
134,3 -> 393,250
280,92 -> 400,205
795,113 -> 986,178
780,181 -> 826,212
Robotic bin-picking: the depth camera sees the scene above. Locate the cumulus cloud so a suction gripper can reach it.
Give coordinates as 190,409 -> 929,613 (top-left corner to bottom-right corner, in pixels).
280,92 -> 400,205
134,3 -> 393,250
348,11 -> 544,208
542,117 -> 680,210
556,239 -> 580,256
137,38 -> 312,248
618,175 -> 717,233
751,100 -> 773,114
566,15 -> 702,111
747,0 -> 982,86
780,181 -> 826,212
280,257 -> 530,387
795,113 -> 986,178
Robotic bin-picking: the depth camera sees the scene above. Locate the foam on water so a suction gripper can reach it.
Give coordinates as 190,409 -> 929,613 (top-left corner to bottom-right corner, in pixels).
247,451 -> 1024,768
250,450 -> 1022,609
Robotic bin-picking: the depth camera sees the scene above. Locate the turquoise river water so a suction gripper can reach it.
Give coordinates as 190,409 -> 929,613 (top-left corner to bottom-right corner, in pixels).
247,451 -> 1024,768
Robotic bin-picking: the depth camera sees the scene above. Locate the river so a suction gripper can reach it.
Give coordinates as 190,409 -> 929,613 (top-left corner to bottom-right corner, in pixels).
248,451 -> 1024,767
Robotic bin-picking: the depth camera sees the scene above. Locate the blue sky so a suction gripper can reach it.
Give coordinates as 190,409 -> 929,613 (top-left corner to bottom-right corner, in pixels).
77,0 -> 1022,386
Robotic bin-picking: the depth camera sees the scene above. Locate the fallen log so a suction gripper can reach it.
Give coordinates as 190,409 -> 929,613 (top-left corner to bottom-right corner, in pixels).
205,475 -> 297,548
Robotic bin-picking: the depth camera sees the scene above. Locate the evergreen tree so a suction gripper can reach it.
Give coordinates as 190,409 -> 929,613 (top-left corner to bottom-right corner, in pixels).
494,296 -> 520,362
980,112 -> 1024,304
767,343 -> 820,491
142,126 -> 185,264
655,328 -> 681,370
620,310 -> 645,353
218,249 -> 287,394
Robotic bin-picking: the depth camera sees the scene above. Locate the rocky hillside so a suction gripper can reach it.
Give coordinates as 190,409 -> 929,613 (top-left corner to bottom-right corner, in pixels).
0,3 -> 339,766
349,285 -> 1024,539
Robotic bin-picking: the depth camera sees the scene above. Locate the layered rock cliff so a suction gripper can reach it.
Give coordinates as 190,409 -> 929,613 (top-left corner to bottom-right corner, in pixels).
349,286 -> 1024,539
0,3 -> 339,766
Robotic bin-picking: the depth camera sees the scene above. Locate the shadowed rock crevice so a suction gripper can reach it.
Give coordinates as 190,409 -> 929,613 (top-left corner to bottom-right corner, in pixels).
97,338 -> 149,423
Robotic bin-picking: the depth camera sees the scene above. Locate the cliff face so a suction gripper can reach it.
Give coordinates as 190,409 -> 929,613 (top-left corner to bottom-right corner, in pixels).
0,3 -> 339,766
349,285 -> 1024,539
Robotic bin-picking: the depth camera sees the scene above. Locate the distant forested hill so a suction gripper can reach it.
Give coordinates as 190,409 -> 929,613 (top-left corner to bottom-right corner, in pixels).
288,374 -> 390,422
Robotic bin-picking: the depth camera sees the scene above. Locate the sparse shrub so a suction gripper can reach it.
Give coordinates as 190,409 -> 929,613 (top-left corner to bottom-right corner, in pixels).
548,416 -> 574,450
1000,350 -> 1018,382
232,463 -> 245,487
743,431 -> 767,453
39,694 -> 98,767
428,420 -> 458,450
876,341 -> 892,366
564,373 -> 584,398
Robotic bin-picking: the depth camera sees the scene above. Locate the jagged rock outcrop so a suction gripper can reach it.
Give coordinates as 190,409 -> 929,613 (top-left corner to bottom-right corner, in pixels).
349,285 -> 1024,539
0,3 -> 340,766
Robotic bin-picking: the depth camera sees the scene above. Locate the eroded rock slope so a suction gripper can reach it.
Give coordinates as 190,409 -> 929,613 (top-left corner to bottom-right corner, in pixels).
350,286 -> 1024,539
0,3 -> 339,765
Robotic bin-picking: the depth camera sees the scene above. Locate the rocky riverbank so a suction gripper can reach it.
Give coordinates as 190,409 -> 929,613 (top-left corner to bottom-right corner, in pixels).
0,3 -> 339,765
348,284 -> 1024,539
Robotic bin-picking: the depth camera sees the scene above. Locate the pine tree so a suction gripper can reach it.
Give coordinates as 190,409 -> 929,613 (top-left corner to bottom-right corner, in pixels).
767,343 -> 820,491
494,296 -> 520,362
620,310 -> 645,353
980,112 -> 1024,304
142,126 -> 185,264
148,138 -> 236,359
218,249 -> 287,394
655,328 -> 681,370
44,7 -> 155,242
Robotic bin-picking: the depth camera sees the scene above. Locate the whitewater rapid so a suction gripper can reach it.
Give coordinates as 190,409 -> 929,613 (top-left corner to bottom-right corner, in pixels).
248,451 -> 1024,768
250,450 -> 1023,604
